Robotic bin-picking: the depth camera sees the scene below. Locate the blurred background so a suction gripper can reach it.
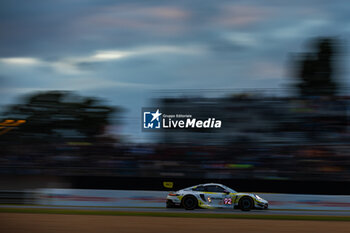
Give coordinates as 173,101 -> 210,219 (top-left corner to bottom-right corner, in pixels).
1,0 -> 350,204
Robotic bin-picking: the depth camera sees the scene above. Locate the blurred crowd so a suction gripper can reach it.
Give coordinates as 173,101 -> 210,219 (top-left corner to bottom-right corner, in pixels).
1,141 -> 350,181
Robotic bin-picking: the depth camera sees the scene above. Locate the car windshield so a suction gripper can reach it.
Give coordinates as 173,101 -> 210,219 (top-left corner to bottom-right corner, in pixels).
221,185 -> 237,193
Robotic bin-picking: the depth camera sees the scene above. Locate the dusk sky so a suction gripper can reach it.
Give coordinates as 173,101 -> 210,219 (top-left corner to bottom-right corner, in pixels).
0,0 -> 349,141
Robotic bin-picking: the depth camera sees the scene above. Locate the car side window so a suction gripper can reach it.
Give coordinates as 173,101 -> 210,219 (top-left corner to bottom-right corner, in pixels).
192,186 -> 205,191
205,185 -> 226,193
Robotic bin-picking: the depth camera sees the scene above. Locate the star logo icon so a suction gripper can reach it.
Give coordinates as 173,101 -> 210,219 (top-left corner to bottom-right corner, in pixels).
150,109 -> 162,122
143,108 -> 162,129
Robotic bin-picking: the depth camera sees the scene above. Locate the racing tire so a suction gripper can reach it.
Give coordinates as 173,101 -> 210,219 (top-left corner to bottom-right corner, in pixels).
182,195 -> 198,210
239,196 -> 254,211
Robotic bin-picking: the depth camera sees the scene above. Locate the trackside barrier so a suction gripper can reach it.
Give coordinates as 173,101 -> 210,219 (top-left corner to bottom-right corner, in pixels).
37,189 -> 168,207
260,193 -> 350,210
36,189 -> 350,210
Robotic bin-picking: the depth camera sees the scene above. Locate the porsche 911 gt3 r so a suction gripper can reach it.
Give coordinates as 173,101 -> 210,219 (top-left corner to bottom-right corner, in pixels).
166,183 -> 268,211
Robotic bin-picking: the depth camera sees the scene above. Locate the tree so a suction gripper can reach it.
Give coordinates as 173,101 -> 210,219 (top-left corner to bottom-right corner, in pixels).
294,37 -> 339,97
1,91 -> 118,142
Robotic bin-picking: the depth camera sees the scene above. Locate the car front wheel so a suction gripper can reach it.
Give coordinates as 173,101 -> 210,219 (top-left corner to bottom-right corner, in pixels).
239,197 -> 254,211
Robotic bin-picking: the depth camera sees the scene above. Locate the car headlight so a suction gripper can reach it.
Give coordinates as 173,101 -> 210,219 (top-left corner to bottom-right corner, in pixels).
255,195 -> 263,201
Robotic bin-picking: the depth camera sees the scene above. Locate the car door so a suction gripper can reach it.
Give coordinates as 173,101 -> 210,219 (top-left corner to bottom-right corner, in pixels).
204,185 -> 233,208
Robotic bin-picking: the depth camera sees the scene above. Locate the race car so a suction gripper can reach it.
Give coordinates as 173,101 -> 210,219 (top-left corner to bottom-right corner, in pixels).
166,183 -> 268,211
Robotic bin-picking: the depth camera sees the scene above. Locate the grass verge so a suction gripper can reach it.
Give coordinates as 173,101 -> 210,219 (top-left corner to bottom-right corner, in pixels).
0,208 -> 350,221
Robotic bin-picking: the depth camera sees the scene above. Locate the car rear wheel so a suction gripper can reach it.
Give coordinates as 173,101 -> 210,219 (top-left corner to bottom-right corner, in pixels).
182,195 -> 197,210
239,196 -> 254,211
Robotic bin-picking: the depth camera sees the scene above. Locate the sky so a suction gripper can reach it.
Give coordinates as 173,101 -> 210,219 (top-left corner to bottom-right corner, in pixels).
0,0 -> 350,141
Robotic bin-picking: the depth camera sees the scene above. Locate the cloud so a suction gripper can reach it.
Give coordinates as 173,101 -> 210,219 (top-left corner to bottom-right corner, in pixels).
248,61 -> 285,80
90,51 -> 129,61
0,56 -> 84,75
0,57 -> 42,66
72,5 -> 191,36
73,45 -> 203,63
214,5 -> 274,28
0,45 -> 205,75
272,19 -> 330,39
223,32 -> 259,47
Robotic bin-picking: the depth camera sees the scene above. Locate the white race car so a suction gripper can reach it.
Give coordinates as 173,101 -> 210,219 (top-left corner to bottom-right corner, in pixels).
166,183 -> 268,211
